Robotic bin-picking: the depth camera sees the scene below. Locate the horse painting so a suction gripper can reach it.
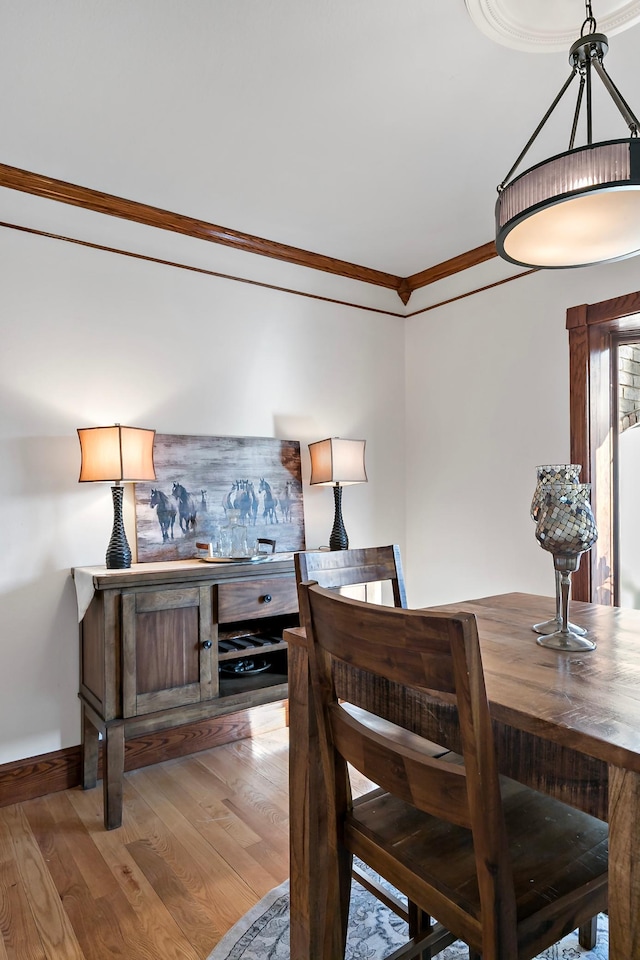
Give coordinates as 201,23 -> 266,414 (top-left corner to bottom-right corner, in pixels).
259,478 -> 279,524
150,489 -> 176,542
172,482 -> 198,534
134,435 -> 305,562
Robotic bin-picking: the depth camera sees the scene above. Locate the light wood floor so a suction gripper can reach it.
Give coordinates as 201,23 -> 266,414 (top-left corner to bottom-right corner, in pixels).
0,728 -> 292,960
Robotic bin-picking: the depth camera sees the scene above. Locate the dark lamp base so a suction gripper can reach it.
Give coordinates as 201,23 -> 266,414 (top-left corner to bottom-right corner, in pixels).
329,484 -> 349,551
106,485 -> 132,569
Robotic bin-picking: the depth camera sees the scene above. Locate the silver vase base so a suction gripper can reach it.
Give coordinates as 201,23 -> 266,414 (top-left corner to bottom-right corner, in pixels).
532,617 -> 587,637
536,630 -> 596,652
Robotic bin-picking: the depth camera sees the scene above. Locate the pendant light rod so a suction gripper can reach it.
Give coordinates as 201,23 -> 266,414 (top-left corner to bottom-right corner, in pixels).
586,45 -> 593,143
591,59 -> 639,134
498,70 -> 576,191
569,76 -> 585,150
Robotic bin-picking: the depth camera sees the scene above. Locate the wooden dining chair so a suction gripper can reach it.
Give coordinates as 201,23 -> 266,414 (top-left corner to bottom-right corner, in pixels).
296,581 -> 608,960
294,544 -> 407,607
295,546 -> 450,952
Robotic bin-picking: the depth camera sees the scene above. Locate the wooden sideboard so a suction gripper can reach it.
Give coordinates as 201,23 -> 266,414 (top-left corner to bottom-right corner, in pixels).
74,558 -> 298,828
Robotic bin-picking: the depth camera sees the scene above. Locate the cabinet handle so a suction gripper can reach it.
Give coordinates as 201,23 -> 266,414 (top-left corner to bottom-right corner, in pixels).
202,640 -> 212,649
262,594 -> 272,604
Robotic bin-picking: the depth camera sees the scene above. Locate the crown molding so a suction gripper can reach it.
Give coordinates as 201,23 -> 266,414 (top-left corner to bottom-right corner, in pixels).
0,162 -> 499,303
404,241 -> 498,294
0,162 -> 402,293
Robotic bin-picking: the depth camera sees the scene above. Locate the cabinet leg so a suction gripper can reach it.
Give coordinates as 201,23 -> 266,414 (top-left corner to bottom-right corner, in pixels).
103,722 -> 125,830
82,709 -> 99,790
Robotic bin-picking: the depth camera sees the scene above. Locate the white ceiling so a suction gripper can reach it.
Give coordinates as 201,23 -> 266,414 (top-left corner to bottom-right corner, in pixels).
1,0 -> 639,279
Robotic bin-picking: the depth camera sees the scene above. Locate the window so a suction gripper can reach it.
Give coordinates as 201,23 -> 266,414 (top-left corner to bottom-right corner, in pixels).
567,291 -> 640,603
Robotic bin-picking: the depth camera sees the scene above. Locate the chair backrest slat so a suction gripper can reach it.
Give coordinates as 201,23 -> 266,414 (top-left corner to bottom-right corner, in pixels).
295,545 -> 407,608
309,585 -> 457,693
330,703 -> 471,827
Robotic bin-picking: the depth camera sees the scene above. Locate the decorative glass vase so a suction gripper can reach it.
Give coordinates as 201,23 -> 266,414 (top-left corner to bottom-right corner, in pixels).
534,482 -> 598,651
530,464 -> 587,637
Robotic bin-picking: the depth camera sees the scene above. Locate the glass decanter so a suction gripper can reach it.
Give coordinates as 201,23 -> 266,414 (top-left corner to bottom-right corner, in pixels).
220,509 -> 249,558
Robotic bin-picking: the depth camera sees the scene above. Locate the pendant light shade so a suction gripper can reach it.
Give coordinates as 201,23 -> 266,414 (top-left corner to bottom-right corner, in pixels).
497,139 -> 640,267
496,8 -> 640,269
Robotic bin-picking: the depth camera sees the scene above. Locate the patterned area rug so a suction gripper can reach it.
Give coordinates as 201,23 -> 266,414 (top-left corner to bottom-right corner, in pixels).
207,872 -> 609,960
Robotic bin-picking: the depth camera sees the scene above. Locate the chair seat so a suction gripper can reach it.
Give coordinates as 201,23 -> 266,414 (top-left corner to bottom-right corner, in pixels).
348,776 -> 607,956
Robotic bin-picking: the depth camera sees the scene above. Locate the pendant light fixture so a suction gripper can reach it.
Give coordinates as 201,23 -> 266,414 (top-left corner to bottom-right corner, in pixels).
496,0 -> 640,269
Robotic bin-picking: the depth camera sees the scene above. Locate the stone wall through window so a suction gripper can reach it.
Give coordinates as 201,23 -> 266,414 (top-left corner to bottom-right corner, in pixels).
618,343 -> 640,432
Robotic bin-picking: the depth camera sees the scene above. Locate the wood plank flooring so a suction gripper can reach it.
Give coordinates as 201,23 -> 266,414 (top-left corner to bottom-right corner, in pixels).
0,728 -> 293,960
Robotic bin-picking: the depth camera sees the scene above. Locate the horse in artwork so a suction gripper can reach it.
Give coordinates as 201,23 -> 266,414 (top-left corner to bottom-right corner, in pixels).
150,489 -> 176,542
259,478 -> 279,524
172,482 -> 198,534
279,481 -> 293,523
233,479 -> 252,524
247,481 -> 259,526
222,483 -> 236,516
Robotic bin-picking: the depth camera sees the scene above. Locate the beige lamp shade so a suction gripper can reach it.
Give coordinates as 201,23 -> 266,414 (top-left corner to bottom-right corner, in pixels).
78,425 -> 156,483
308,437 -> 367,486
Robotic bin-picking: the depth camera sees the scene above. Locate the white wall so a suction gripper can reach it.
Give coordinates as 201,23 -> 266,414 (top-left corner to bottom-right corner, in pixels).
0,227 -> 406,765
4,216 -> 640,769
404,256 -> 640,609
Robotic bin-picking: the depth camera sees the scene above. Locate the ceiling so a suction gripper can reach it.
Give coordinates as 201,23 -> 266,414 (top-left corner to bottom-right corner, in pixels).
1,0 -> 639,283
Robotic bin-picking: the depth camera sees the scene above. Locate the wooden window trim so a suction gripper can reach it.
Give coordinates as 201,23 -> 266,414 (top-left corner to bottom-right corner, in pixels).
567,290 -> 640,603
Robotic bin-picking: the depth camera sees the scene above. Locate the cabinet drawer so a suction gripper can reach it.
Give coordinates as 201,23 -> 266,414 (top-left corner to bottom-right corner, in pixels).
217,577 -> 298,622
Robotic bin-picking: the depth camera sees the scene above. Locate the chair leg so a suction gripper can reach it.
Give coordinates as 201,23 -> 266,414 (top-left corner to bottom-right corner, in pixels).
408,901 -> 432,960
578,916 -> 598,950
468,952 -> 481,960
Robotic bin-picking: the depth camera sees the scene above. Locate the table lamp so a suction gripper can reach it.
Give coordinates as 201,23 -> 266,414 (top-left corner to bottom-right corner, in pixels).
78,424 -> 156,569
308,437 -> 367,550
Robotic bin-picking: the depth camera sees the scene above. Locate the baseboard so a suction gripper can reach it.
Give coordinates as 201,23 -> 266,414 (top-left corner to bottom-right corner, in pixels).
0,700 -> 288,808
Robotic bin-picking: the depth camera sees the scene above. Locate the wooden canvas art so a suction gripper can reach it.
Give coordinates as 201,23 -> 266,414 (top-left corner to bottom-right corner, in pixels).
135,434 -> 305,561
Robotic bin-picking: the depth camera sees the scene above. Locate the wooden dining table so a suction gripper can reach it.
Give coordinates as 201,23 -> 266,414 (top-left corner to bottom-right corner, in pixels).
285,591 -> 640,960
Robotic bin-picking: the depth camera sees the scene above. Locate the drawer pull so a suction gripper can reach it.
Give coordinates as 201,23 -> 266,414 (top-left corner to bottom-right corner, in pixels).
262,594 -> 272,604
202,640 -> 212,649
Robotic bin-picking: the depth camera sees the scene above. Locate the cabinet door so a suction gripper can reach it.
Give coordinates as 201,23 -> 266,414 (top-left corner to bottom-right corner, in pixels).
122,585 -> 216,717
